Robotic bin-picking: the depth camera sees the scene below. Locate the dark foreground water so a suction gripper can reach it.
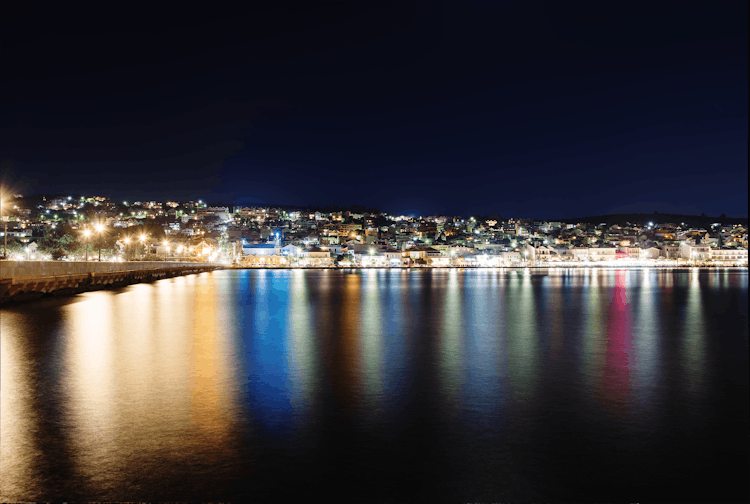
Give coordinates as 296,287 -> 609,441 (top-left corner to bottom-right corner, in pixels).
2,268 -> 748,502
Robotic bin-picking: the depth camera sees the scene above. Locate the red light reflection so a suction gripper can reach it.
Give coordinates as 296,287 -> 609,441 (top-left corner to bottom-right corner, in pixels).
598,270 -> 635,418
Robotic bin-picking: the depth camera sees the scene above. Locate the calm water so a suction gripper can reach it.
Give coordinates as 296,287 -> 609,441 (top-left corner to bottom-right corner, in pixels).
2,268 -> 748,502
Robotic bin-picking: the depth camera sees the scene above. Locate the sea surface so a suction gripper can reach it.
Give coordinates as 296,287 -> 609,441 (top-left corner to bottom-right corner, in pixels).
1,268 -> 748,502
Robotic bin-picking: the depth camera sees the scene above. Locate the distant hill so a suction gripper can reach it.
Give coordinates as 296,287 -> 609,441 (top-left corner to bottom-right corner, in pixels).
556,213 -> 748,227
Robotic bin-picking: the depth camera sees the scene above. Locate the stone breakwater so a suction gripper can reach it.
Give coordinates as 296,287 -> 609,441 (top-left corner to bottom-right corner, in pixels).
0,261 -> 222,304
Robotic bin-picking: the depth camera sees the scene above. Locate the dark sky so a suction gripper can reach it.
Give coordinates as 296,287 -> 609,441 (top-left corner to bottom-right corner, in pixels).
2,1 -> 747,218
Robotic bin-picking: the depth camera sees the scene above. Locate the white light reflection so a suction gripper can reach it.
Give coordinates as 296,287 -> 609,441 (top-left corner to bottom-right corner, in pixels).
439,269 -> 464,413
288,269 -> 316,410
506,269 -> 540,404
682,268 -> 706,395
630,269 -> 658,410
582,269 -> 606,396
360,270 -> 384,403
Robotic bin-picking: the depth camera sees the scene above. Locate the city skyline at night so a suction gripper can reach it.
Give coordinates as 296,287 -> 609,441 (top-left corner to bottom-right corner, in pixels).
1,3 -> 748,502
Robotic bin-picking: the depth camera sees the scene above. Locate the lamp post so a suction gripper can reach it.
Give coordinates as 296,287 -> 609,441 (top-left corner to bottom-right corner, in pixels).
95,223 -> 104,261
1,198 -> 6,258
83,229 -> 91,261
163,240 -> 169,261
140,234 -> 147,258
124,237 -> 131,261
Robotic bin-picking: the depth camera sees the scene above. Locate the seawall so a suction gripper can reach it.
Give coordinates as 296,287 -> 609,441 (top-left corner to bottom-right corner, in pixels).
0,261 -> 222,304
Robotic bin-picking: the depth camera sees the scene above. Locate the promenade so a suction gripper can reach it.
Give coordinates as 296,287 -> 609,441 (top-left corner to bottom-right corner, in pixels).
0,260 -> 222,303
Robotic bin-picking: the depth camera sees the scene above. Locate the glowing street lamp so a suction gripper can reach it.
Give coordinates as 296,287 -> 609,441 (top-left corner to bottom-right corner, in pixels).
124,237 -> 131,260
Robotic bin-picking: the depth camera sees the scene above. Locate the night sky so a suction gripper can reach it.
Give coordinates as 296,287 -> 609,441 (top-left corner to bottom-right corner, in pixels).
2,1 -> 747,218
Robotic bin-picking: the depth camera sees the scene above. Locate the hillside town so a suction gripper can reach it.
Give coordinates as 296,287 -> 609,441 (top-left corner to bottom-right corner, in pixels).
1,194 -> 747,267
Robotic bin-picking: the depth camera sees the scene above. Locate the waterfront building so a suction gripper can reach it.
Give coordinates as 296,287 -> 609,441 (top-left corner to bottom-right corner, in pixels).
709,247 -> 748,264
589,247 -> 617,261
535,245 -> 556,261
680,242 -> 711,261
300,246 -> 332,267
242,243 -> 279,256
280,244 -> 301,257
660,244 -> 681,259
571,247 -> 590,262
640,247 -> 661,260
240,254 -> 287,266
501,251 -> 521,264
407,246 -> 441,261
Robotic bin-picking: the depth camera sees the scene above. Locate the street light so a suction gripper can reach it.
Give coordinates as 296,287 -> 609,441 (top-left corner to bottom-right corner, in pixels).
124,237 -> 131,261
95,223 -> 104,261
83,229 -> 92,261
163,240 -> 169,261
1,198 -> 6,259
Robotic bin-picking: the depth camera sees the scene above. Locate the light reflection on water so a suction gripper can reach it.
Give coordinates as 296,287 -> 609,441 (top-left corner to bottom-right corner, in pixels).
1,268 -> 748,502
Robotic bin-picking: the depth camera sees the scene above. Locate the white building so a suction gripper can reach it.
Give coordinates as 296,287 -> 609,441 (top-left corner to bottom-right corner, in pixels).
521,244 -> 536,262
555,248 -> 575,261
680,243 -> 710,261
709,247 -> 748,264
660,244 -> 681,259
640,247 -> 661,260
300,246 -> 332,266
280,244 -> 301,257
242,243 -> 279,256
589,248 -> 617,261
535,245 -> 556,261
322,244 -> 342,256
501,251 -> 521,264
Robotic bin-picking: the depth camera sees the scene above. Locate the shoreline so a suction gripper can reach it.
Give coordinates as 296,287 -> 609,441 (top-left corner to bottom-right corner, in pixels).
227,264 -> 748,270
